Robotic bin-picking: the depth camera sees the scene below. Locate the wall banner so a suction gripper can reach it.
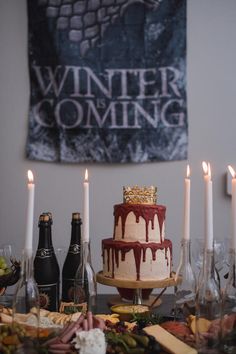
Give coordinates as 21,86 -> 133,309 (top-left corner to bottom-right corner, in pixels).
26,0 -> 187,163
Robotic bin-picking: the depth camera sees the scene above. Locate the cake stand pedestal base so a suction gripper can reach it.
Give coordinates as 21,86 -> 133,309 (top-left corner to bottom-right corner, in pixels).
96,271 -> 178,306
107,294 -> 162,308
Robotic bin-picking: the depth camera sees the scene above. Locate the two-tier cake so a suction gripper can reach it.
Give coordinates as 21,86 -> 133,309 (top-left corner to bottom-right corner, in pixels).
101,186 -> 172,282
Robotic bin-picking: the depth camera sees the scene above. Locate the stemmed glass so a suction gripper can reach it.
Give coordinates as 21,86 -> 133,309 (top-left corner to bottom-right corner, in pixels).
0,244 -> 15,297
55,246 -> 66,270
55,246 -> 66,299
192,237 -> 227,285
3,244 -> 12,260
0,244 -> 13,268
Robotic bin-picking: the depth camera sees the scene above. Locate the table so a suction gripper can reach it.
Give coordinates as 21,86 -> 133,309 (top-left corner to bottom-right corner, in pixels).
0,293 -> 175,317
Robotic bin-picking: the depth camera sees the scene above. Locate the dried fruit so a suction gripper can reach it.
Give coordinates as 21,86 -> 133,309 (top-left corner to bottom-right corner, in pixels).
188,315 -> 211,334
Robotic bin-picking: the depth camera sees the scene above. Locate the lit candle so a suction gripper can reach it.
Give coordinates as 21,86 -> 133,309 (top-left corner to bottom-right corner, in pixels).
183,164 -> 190,240
202,161 -> 208,184
25,170 -> 35,256
83,169 -> 89,243
228,165 -> 236,250
202,161 -> 213,250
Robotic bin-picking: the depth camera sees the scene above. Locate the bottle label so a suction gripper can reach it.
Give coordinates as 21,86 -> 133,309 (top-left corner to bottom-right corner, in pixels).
36,248 -> 53,258
38,283 -> 59,311
68,244 -> 80,255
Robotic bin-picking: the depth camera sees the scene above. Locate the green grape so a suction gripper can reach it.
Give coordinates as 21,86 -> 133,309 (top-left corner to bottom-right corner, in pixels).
0,256 -> 8,270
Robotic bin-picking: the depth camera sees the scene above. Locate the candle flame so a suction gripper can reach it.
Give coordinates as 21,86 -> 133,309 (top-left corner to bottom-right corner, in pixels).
228,165 -> 236,178
202,161 -> 208,175
85,168 -> 88,182
27,170 -> 34,183
186,164 -> 190,178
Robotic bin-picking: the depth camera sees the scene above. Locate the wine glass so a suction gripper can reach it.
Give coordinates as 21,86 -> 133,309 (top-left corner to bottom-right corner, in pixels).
3,244 -> 12,258
1,243 -> 21,266
193,238 -> 226,270
0,245 -> 13,294
192,237 -> 227,289
0,244 -> 12,269
192,238 -> 204,276
214,239 -> 226,272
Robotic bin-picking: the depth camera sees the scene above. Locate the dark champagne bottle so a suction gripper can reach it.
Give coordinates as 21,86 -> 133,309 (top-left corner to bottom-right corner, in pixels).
34,213 -> 60,311
62,212 -> 82,302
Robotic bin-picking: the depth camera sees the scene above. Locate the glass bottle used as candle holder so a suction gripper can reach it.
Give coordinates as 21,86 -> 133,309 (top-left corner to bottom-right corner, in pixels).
222,248 -> 236,353
174,239 -> 196,320
195,248 -> 222,354
12,250 -> 39,338
74,241 -> 97,313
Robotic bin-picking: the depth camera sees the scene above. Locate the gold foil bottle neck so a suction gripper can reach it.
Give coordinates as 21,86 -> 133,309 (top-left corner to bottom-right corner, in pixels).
39,214 -> 50,222
72,212 -> 81,220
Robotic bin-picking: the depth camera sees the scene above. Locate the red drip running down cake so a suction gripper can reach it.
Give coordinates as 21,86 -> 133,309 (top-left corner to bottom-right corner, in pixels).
102,186 -> 172,282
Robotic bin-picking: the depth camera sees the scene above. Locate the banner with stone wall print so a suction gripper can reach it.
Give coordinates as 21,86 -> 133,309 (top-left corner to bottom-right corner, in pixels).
26,0 -> 187,163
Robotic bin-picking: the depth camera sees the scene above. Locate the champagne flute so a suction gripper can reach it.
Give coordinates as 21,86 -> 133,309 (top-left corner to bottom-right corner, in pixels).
55,246 -> 66,270
55,246 -> 66,300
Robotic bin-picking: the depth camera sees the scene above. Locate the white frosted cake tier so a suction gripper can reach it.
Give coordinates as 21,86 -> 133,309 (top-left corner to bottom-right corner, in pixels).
102,238 -> 172,281
113,203 -> 166,243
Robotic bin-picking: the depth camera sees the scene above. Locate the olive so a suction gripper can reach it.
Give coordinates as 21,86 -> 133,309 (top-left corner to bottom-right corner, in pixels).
147,334 -> 156,346
149,341 -> 161,353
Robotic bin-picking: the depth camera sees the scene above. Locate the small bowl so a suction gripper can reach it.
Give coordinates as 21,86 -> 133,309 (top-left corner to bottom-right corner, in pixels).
110,303 -> 150,322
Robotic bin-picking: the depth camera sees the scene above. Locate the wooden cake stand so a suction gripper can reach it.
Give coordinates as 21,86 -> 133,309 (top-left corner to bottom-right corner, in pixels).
96,271 -> 178,306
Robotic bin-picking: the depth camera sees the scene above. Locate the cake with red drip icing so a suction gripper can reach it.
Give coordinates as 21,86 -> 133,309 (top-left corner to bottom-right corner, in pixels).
102,186 -> 172,282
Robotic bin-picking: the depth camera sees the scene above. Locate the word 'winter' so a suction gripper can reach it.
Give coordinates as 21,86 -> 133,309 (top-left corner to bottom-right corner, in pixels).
32,65 -> 186,129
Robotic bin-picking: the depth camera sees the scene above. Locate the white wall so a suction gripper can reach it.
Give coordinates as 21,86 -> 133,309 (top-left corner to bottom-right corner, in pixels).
0,0 -> 236,295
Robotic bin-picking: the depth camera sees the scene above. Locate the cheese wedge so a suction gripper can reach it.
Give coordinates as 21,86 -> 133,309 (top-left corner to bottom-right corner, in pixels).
144,324 -> 197,354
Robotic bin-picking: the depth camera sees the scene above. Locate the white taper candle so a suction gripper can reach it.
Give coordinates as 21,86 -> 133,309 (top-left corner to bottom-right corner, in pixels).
83,169 -> 89,243
202,162 -> 213,251
25,170 -> 35,257
228,165 -> 236,250
183,165 -> 190,240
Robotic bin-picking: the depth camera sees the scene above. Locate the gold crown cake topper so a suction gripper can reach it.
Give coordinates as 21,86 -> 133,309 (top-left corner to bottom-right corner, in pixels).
123,185 -> 157,205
